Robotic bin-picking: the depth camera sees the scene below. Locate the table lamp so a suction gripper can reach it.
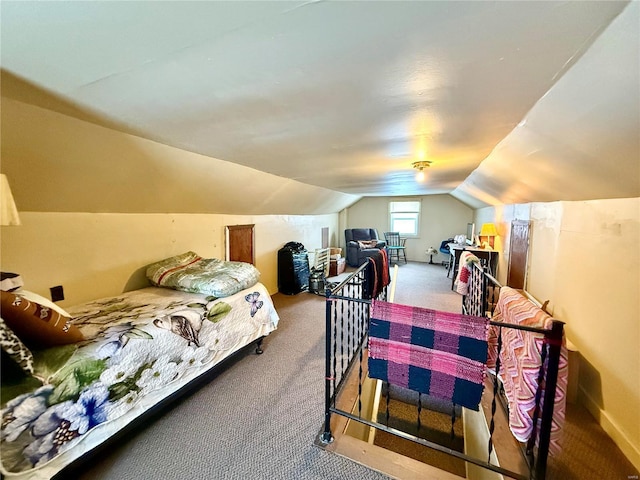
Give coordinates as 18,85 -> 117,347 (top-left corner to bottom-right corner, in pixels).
426,247 -> 438,264
479,223 -> 498,249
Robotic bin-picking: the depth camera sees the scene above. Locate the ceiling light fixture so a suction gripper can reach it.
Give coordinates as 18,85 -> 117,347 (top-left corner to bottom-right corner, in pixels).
412,160 -> 432,182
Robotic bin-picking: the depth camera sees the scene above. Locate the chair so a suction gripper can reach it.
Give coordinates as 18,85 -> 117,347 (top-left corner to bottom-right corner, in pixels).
439,238 -> 454,276
384,232 -> 407,264
344,228 -> 386,267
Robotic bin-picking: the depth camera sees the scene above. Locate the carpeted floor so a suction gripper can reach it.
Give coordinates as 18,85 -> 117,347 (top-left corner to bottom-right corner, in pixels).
546,403 -> 639,480
69,261 -> 638,479
389,260 -> 461,311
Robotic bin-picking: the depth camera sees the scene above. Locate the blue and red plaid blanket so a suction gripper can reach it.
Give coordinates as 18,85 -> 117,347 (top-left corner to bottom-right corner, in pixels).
368,300 -> 489,410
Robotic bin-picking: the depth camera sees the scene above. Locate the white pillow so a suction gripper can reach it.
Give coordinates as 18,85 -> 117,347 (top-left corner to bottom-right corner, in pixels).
15,289 -> 71,318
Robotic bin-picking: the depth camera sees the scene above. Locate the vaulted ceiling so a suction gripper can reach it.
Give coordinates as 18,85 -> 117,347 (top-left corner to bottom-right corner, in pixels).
1,1 -> 638,211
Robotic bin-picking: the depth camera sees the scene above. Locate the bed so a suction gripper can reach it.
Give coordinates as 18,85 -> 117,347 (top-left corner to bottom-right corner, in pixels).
0,253 -> 279,480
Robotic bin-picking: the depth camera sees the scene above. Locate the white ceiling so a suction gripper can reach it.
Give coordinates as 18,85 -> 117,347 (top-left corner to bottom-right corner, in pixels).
1,1 -> 638,209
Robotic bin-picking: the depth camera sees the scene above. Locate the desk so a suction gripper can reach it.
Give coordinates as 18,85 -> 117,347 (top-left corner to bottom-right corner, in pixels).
448,244 -> 499,290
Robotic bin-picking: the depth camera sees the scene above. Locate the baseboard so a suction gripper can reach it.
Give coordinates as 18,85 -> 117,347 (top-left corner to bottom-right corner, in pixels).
578,386 -> 640,472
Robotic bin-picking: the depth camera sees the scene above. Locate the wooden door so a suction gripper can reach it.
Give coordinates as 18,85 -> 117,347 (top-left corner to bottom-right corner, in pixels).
507,220 -> 531,289
225,224 -> 255,264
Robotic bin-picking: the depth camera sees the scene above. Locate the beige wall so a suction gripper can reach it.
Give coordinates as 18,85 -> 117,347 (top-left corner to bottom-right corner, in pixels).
343,194 -> 473,263
475,197 -> 640,470
0,212 -> 338,306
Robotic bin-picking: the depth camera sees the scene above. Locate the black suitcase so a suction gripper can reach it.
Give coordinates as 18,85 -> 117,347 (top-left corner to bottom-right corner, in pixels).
278,243 -> 310,295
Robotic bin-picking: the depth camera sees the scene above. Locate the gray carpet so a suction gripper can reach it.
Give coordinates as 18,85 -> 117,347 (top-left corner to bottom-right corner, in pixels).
74,291 -> 391,480
390,260 -> 461,312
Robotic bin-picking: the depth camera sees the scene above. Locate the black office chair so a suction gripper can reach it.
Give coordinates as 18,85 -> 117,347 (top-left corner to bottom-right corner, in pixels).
439,238 -> 454,276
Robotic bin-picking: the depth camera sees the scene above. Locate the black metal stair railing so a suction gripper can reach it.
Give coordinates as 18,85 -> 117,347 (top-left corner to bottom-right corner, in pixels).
319,262 -> 565,480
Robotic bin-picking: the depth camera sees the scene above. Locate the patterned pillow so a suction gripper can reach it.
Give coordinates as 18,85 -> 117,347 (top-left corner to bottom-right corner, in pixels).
146,251 -> 203,286
0,290 -> 84,348
147,254 -> 260,298
0,317 -> 34,375
16,289 -> 72,318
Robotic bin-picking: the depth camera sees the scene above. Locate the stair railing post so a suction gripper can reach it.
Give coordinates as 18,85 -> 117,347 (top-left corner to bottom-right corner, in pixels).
533,319 -> 564,478
321,291 -> 334,444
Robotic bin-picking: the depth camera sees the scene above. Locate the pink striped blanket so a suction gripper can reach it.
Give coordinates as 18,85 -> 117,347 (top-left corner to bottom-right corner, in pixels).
487,286 -> 568,454
368,300 -> 489,410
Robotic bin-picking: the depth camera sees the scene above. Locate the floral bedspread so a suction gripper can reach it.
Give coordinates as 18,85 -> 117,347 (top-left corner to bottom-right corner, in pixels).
1,285 -> 279,479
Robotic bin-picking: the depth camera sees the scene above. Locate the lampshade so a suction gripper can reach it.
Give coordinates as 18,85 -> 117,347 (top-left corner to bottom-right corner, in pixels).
479,223 -> 498,237
1,174 -> 21,226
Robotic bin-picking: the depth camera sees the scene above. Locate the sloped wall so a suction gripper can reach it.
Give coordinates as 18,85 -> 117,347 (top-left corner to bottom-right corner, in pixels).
453,2 -> 640,209
475,197 -> 640,470
0,97 -> 360,216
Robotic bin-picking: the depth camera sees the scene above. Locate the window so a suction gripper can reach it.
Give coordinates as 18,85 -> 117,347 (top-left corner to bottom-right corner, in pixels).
389,200 -> 421,237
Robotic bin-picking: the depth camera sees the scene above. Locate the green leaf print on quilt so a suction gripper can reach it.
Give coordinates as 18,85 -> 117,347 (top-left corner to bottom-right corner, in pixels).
206,302 -> 231,323
32,344 -> 78,382
108,362 -> 152,401
49,358 -> 107,404
123,328 -> 153,340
